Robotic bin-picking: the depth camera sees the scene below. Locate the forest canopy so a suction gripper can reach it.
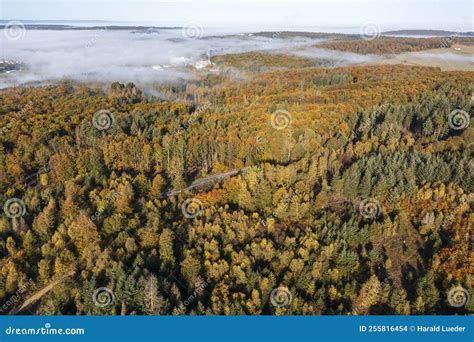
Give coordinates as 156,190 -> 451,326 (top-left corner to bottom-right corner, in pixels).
0,57 -> 472,316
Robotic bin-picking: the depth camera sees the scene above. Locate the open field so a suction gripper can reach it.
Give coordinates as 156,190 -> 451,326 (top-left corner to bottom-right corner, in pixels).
375,44 -> 474,71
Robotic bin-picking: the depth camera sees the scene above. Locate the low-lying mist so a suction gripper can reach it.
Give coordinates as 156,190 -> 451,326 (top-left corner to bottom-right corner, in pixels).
288,46 -> 377,66
5,27 -> 468,90
0,28 -> 333,89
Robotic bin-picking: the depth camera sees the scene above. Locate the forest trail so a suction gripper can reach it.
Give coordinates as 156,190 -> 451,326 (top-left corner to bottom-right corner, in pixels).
10,269 -> 75,314
164,168 -> 244,197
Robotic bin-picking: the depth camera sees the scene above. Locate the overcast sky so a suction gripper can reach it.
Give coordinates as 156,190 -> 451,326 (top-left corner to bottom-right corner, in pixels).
1,0 -> 473,31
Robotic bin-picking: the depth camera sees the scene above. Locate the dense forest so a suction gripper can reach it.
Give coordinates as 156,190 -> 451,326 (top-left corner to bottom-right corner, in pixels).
211,52 -> 326,73
320,37 -> 474,54
0,46 -> 472,316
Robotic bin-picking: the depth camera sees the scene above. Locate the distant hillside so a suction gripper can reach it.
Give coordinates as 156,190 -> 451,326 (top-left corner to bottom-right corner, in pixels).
211,51 -> 329,72
319,36 -> 474,55
253,31 -> 356,40
0,24 -> 181,31
383,30 -> 474,37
